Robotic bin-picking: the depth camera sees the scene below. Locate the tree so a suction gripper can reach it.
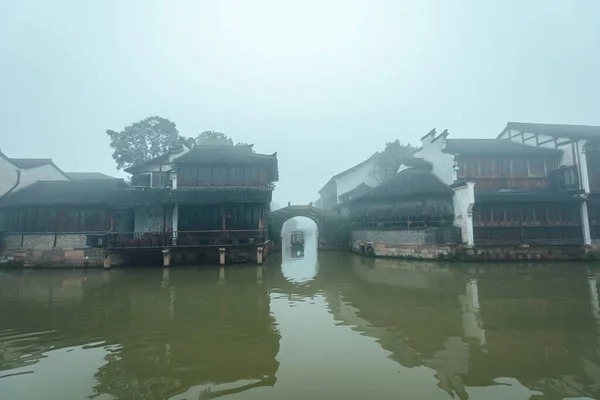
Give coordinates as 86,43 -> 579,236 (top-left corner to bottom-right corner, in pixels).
372,140 -> 418,183
195,131 -> 233,146
106,116 -> 181,170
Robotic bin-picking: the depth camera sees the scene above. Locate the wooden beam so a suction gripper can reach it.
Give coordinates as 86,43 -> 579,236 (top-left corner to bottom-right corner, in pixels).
557,140 -> 573,147
538,138 -> 556,146
523,135 -> 537,142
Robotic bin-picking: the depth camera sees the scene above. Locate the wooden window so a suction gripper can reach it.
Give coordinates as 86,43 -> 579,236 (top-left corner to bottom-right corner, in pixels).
502,160 -> 512,176
491,207 -> 505,223
80,210 -> 105,231
528,159 -> 546,177
213,168 -> 227,183
198,168 -> 212,184
152,172 -> 169,188
491,160 -> 502,177
230,167 -> 244,182
182,167 -> 198,184
38,209 -> 56,232
505,205 -> 520,224
513,159 -> 528,177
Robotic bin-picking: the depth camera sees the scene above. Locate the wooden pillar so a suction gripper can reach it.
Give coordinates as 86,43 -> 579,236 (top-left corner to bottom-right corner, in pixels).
257,246 -> 264,265
162,249 -> 171,267
219,248 -> 226,265
103,252 -> 111,269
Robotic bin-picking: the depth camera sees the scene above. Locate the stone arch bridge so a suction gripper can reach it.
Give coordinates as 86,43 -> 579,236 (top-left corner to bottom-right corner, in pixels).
268,204 -> 347,251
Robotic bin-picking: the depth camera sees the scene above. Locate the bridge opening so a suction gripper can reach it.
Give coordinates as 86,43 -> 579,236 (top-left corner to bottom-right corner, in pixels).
281,217 -> 319,283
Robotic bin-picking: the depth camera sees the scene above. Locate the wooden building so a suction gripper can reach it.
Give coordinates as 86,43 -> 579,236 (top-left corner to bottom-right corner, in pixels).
348,164 -> 454,230
497,122 -> 600,243
0,144 -> 279,265
416,130 -> 585,246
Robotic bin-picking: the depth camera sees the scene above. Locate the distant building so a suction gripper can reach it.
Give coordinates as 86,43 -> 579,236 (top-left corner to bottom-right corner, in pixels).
66,172 -> 118,180
317,153 -> 380,213
0,151 -> 69,197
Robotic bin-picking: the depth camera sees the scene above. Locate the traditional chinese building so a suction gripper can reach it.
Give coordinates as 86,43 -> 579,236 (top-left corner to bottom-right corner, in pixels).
0,144 -> 278,267
417,129 -> 585,246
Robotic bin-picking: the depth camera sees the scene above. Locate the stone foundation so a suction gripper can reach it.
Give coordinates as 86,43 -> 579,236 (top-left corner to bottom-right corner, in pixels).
0,247 -> 116,268
0,233 -> 122,268
350,229 -> 598,261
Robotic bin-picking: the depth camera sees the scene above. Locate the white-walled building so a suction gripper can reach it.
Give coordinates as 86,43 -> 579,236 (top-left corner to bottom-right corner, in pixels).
0,151 -> 70,197
317,153 -> 380,212
415,127 -> 588,247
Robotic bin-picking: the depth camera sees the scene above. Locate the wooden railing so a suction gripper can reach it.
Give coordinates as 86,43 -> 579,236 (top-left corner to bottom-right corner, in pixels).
2,230 -> 268,249
104,230 -> 268,248
474,226 -> 582,245
473,177 -> 550,191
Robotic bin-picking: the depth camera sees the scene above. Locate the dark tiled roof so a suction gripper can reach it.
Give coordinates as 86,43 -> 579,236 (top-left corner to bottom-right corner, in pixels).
401,157 -> 432,170
0,181 -> 272,209
174,145 -> 279,181
9,158 -> 53,169
475,191 -> 582,204
352,169 -> 452,201
338,183 -> 372,203
66,172 -> 119,180
123,145 -> 187,174
444,139 -> 561,156
109,189 -> 170,208
501,122 -> 600,140
0,179 -> 129,208
124,153 -> 170,174
163,187 -> 272,205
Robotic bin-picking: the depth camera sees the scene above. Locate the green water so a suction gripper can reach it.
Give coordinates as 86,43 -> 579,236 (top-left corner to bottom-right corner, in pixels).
1,238 -> 600,399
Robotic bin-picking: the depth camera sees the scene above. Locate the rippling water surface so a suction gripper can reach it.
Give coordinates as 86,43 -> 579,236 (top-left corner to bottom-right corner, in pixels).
1,236 -> 600,399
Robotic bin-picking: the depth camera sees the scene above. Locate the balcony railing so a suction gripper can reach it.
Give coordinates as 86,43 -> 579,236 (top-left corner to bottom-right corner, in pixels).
2,230 -> 268,250
473,177 -> 550,192
104,230 -> 267,248
474,226 -> 582,245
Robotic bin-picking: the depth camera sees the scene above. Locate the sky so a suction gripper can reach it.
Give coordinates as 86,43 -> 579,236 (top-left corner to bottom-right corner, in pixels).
1,0 -> 599,205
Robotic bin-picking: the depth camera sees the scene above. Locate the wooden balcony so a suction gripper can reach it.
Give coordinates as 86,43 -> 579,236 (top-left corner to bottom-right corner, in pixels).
102,230 -> 268,248
473,177 -> 550,192
474,226 -> 582,245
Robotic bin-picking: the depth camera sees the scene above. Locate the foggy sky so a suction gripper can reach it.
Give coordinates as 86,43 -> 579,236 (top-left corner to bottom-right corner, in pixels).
1,0 -> 599,205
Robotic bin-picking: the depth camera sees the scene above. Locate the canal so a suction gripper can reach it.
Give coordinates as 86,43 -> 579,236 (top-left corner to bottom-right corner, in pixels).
1,235 -> 600,399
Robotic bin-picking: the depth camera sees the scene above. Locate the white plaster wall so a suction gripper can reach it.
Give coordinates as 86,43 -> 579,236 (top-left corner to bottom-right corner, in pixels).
7,164 -> 68,194
0,157 -> 18,196
134,207 -> 164,233
415,139 -> 456,185
452,184 -> 474,245
335,160 -> 379,203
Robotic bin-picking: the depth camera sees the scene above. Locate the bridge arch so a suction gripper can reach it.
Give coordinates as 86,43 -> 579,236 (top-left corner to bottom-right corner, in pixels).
268,205 -> 348,250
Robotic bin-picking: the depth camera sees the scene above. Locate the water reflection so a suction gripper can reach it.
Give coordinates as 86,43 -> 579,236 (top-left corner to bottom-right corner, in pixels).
0,256 -> 599,399
280,232 -> 318,284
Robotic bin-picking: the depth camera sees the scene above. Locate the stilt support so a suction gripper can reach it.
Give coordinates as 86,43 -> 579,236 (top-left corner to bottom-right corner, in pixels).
257,265 -> 263,283
257,247 -> 264,265
103,252 -> 111,269
162,249 -> 171,267
219,266 -> 226,284
219,248 -> 226,265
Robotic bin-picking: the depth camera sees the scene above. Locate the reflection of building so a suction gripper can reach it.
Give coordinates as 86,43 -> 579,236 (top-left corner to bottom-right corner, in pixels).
321,257 -> 600,400
0,268 -> 281,399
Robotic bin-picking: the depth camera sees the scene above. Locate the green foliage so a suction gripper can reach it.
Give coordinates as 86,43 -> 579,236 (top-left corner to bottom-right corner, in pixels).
106,116 -> 181,170
372,140 -> 418,182
195,131 -> 233,146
